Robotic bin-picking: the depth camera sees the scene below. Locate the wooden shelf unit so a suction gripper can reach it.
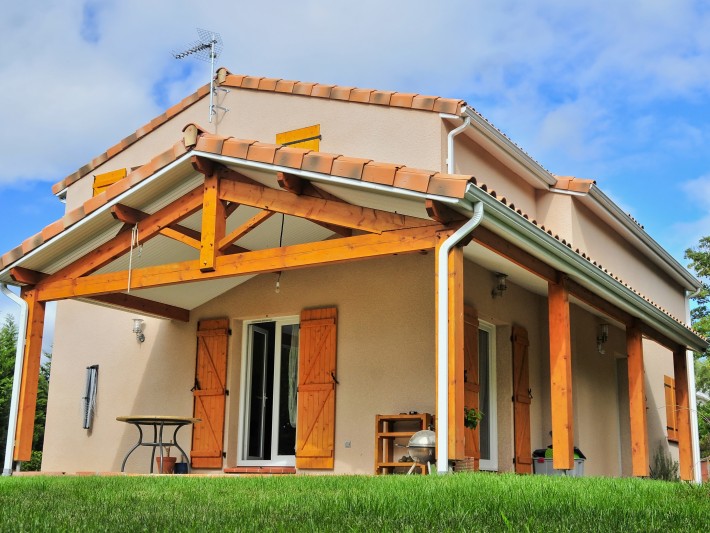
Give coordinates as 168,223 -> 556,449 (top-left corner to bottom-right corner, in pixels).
375,413 -> 433,475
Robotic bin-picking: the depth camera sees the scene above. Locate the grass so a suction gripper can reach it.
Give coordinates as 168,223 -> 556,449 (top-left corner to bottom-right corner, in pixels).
0,473 -> 708,532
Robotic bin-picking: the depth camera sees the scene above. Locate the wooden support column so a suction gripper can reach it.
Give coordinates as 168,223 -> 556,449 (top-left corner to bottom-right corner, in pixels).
14,287 -> 45,461
200,171 -> 226,272
548,276 -> 574,470
626,323 -> 649,476
434,230 -> 465,461
673,347 -> 693,481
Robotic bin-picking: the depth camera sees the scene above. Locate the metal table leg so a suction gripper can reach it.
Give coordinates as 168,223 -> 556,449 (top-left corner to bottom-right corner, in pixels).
120,423 -> 144,473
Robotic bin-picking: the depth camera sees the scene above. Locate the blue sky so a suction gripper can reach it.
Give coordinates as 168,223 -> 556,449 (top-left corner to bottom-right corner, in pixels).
1,0 -> 710,341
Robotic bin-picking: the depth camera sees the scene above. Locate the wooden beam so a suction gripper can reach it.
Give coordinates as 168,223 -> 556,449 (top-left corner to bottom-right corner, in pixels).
218,210 -> 275,252
37,186 -> 204,283
10,267 -> 47,285
36,225 -> 444,301
277,171 -> 304,195
638,322 -> 684,354
548,276 -> 574,470
14,287 -> 45,462
566,279 -> 634,326
111,204 -> 148,224
86,293 -> 190,322
673,348 -> 693,481
626,323 -> 649,477
446,240 -> 465,460
426,199 -> 466,225
191,155 -> 214,177
160,226 -> 202,250
219,178 -> 436,234
200,172 -> 226,272
473,226 -> 557,282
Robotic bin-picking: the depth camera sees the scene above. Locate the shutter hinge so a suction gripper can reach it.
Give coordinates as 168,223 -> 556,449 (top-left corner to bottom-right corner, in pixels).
228,328 -> 232,335
225,389 -> 229,396
223,452 -> 226,458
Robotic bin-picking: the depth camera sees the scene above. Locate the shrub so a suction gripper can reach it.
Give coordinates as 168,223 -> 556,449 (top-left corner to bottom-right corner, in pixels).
649,443 -> 679,481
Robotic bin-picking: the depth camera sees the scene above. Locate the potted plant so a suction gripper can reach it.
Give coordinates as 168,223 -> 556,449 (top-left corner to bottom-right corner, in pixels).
464,407 -> 483,430
155,445 -> 177,474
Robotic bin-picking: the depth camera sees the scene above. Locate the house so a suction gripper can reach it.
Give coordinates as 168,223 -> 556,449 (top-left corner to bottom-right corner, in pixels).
1,68 -> 707,480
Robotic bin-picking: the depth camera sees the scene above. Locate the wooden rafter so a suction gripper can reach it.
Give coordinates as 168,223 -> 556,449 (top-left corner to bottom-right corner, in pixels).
218,210 -> 274,252
277,171 -> 304,195
219,178 -> 436,234
426,199 -> 466,225
35,225 -> 443,301
10,267 -> 47,285
111,204 -> 148,224
36,186 -> 204,283
86,293 -> 190,322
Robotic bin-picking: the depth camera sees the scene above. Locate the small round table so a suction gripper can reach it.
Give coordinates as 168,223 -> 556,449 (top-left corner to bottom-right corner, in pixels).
117,416 -> 201,473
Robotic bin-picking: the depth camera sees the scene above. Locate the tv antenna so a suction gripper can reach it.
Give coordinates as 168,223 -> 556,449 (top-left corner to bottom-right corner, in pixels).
173,28 -> 227,123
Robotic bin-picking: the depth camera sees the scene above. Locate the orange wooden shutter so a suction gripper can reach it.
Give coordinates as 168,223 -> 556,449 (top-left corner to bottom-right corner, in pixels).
191,318 -> 229,469
276,124 -> 321,151
463,305 -> 480,469
664,375 -> 678,442
296,307 -> 337,469
93,168 -> 127,196
512,325 -> 533,474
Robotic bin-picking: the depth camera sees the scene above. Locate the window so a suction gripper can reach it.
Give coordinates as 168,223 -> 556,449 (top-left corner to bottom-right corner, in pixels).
478,321 -> 498,471
664,375 -> 678,442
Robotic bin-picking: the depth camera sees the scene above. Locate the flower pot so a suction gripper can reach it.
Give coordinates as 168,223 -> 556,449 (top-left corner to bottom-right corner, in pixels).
173,462 -> 189,474
155,456 -> 176,474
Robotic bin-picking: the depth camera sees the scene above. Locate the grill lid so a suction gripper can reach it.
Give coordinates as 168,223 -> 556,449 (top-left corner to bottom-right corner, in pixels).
408,429 -> 435,448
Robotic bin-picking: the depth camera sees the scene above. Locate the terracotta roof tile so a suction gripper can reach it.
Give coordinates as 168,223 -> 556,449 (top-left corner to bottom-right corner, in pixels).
433,98 -> 463,115
411,95 -> 438,111
293,82 -> 316,96
302,152 -> 339,174
222,138 -> 257,159
62,206 -> 85,229
83,191 -> 109,215
349,89 -> 373,103
554,176 -> 595,193
275,80 -> 297,93
427,174 -> 475,198
329,86 -> 354,101
22,233 -> 44,255
273,146 -> 312,169
195,134 -> 225,154
258,78 -> 280,91
393,167 -> 434,192
389,93 -> 416,108
361,162 -> 400,186
241,76 -> 263,89
41,220 -> 64,242
311,85 -> 334,98
246,142 -> 279,164
1,246 -> 23,269
331,157 -> 372,180
370,91 -> 394,106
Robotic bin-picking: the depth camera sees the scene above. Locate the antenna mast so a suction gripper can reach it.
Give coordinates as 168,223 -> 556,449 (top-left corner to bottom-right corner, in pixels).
173,29 -> 226,123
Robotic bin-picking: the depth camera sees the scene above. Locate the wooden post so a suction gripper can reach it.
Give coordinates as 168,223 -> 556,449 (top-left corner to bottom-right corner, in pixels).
548,276 -> 574,470
14,288 -> 45,461
200,172 -> 226,272
434,230 -> 466,461
673,348 -> 693,481
626,324 -> 649,476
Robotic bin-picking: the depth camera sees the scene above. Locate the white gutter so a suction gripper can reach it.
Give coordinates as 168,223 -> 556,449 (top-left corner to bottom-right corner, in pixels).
685,289 -> 702,483
447,116 -> 471,174
1,284 -> 28,476
436,201 -> 484,473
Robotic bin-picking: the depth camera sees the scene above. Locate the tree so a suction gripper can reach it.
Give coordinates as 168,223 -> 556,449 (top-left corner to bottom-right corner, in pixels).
0,314 -> 50,470
684,237 -> 710,460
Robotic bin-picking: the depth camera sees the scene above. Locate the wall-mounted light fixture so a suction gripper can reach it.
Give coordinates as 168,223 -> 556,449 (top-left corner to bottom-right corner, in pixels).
132,318 -> 145,343
597,323 -> 609,354
492,273 -> 508,298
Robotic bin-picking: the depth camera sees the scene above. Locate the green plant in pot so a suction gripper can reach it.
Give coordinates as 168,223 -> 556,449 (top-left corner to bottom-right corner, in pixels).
464,407 -> 484,430
155,445 -> 177,474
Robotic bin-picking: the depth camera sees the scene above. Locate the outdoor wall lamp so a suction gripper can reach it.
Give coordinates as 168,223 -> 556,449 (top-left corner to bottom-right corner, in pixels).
492,273 -> 508,298
132,318 -> 145,343
597,323 -> 609,355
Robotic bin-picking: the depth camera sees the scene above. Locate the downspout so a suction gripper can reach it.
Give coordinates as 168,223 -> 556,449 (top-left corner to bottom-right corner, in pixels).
447,116 -> 471,174
436,201 -> 484,473
685,287 -> 702,483
1,284 -> 28,476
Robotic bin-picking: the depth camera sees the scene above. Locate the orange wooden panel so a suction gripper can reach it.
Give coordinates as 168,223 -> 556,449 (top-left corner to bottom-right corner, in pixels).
276,124 -> 320,152
512,325 -> 532,474
93,168 -> 127,196
447,246 -> 465,460
200,173 -> 226,272
548,279 -> 574,470
627,325 -> 649,476
673,349 -> 693,481
14,288 -> 45,461
296,307 -> 337,469
463,306 -> 480,467
191,318 -> 229,469
664,375 -> 678,442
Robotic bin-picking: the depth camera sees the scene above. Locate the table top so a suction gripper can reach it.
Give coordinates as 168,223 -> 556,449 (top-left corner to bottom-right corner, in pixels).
116,416 -> 201,425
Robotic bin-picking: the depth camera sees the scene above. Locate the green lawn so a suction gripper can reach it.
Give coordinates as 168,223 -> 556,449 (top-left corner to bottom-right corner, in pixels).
1,473 -> 708,532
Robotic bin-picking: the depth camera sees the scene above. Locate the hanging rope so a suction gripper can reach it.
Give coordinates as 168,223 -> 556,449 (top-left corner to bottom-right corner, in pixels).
127,223 -> 139,294
275,214 -> 285,293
